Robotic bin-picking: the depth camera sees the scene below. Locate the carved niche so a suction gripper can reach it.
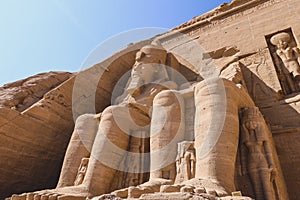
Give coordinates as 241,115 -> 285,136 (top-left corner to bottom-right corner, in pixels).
266,28 -> 300,95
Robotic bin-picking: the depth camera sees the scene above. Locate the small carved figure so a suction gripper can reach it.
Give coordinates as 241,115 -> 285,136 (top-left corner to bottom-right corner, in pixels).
240,107 -> 277,200
271,32 -> 300,92
175,141 -> 196,184
74,158 -> 89,186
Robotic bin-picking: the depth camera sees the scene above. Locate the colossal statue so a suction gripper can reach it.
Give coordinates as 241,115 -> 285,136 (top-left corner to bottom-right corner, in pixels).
9,45 -> 288,200
10,45 -> 184,199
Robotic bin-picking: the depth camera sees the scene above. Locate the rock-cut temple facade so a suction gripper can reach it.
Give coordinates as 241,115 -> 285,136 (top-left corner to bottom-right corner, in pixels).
1,0 -> 300,199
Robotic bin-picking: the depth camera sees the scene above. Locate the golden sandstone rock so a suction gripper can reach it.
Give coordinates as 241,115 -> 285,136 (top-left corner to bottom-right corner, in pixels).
3,0 -> 300,199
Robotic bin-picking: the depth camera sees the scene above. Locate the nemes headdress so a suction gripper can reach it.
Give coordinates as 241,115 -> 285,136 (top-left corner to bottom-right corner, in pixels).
139,44 -> 167,63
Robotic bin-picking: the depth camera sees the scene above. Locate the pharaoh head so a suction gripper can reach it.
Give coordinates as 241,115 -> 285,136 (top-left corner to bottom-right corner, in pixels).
127,45 -> 169,95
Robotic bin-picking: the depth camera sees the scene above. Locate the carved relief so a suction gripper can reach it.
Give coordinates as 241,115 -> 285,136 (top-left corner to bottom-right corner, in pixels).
123,129 -> 150,187
175,141 -> 196,184
240,107 -> 278,200
267,30 -> 300,95
220,61 -> 246,89
74,157 -> 89,186
239,49 -> 281,104
172,0 -> 285,36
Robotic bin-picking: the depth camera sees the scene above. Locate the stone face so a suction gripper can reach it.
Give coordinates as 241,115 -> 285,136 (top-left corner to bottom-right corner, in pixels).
3,0 -> 300,200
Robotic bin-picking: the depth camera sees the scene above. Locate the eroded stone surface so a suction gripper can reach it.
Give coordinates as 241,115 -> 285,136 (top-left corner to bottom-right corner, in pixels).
0,71 -> 72,111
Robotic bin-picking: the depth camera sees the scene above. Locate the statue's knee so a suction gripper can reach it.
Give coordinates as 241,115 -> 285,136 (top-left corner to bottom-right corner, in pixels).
101,105 -> 124,123
101,106 -> 114,120
76,114 -> 97,123
75,113 -> 100,129
153,90 -> 181,106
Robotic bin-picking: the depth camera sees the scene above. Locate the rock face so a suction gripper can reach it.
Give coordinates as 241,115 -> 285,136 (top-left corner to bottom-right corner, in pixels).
0,72 -> 72,111
3,0 -> 300,200
0,72 -> 74,199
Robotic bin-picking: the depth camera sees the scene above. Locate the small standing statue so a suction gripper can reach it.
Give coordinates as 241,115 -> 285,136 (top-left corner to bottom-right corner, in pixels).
271,32 -> 300,93
240,107 -> 277,200
175,141 -> 196,184
74,157 -> 89,186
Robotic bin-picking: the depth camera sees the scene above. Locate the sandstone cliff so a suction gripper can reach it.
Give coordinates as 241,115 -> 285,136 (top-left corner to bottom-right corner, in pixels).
0,72 -> 75,199
0,72 -> 72,111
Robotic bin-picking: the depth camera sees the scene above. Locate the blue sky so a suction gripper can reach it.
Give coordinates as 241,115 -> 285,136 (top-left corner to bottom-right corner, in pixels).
0,0 -> 229,86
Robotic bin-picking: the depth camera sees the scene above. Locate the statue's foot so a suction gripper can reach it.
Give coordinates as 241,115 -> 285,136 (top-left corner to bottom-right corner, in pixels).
112,178 -> 228,198
125,178 -> 172,198
182,178 -> 229,197
110,188 -> 128,199
9,186 -> 93,200
134,181 -> 227,200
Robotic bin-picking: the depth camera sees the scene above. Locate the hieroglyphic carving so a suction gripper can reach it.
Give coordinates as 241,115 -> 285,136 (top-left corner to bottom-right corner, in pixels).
172,0 -> 285,37
220,62 -> 246,89
240,49 -> 281,103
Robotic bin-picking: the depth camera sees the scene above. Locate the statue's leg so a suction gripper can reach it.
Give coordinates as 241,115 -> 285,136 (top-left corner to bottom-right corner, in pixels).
10,105 -> 150,199
249,169 -> 264,200
260,169 -> 275,200
127,90 -> 185,198
285,72 -> 297,92
81,104 -> 150,195
57,114 -> 100,188
150,90 -> 185,181
193,79 -> 254,195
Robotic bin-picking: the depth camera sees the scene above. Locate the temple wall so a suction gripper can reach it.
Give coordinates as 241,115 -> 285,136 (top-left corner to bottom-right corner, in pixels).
159,0 -> 300,198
